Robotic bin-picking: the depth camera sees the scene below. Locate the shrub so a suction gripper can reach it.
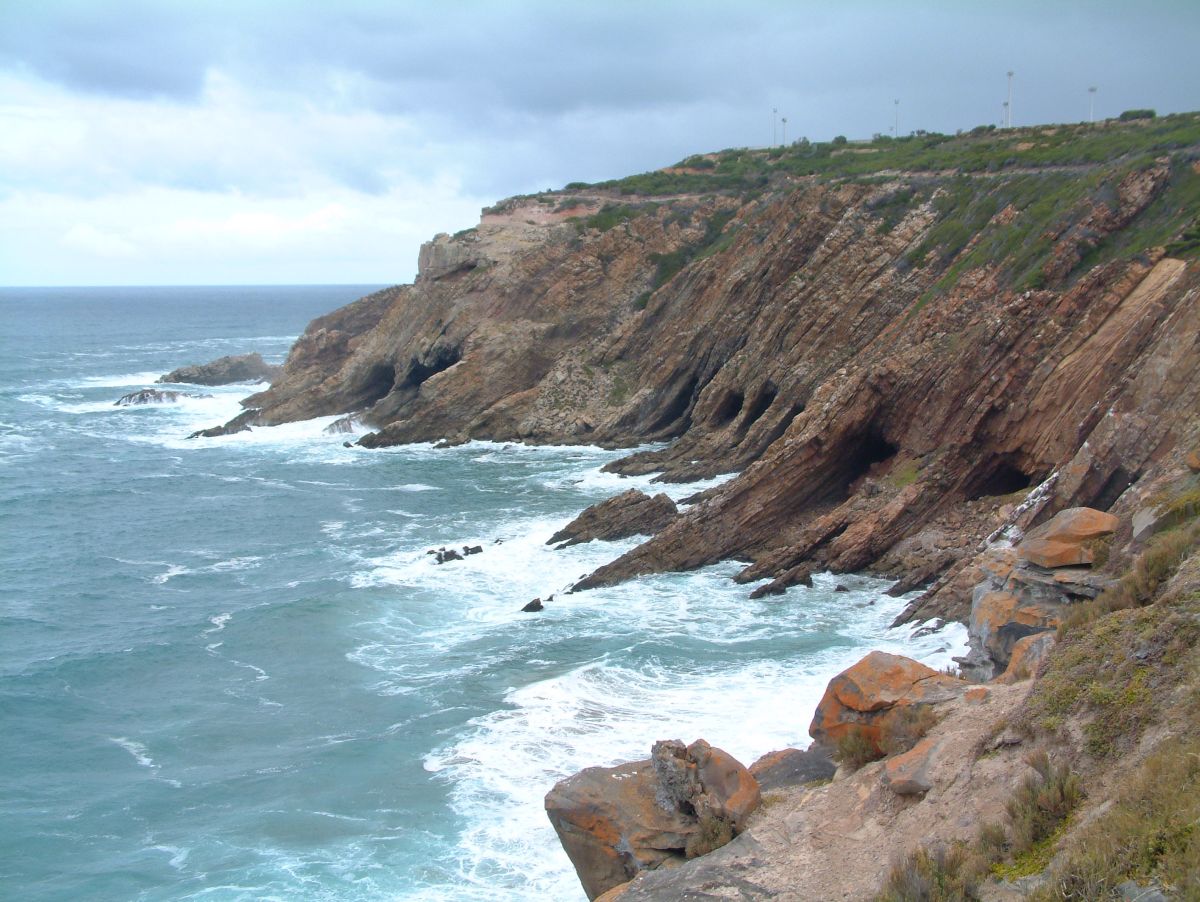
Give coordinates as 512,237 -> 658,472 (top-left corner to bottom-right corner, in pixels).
881,704 -> 940,755
1119,109 -> 1157,121
874,843 -> 983,901
1006,751 -> 1083,855
685,811 -> 734,858
833,731 -> 881,771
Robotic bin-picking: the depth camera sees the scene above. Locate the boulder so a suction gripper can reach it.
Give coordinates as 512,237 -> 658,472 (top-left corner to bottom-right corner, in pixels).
158,352 -> 281,386
115,388 -> 209,406
995,632 -> 1056,684
187,408 -> 260,438
522,598 -> 544,612
881,736 -> 940,795
748,746 -> 836,791
545,738 -> 760,900
969,590 -> 1062,673
808,651 -> 966,753
1187,450 -> 1200,474
1016,507 -> 1118,569
549,490 -> 678,548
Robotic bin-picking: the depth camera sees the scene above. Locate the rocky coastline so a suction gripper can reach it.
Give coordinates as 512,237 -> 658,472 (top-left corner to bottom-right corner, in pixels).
200,115 -> 1200,897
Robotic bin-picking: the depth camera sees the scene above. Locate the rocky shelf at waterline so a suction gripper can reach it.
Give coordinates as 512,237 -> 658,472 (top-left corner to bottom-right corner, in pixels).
196,113 -> 1200,616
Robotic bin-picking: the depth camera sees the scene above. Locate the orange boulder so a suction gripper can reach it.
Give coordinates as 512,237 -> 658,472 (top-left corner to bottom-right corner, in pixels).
808,651 -> 966,753
1016,507 -> 1118,569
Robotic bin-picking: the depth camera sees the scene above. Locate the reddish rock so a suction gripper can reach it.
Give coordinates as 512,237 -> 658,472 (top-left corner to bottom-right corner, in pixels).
964,686 -> 991,704
545,739 -> 760,900
881,736 -> 941,795
970,590 -> 1062,672
748,746 -> 836,791
1016,507 -> 1119,569
995,632 -> 1056,684
808,651 -> 966,753
549,490 -> 678,548
1187,449 -> 1200,473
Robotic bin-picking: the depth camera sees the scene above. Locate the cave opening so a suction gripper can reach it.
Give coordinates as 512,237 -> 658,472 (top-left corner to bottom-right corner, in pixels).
359,362 -> 397,406
403,345 -> 461,390
1091,466 -> 1140,511
738,381 -> 778,433
648,375 -> 700,435
967,458 -> 1034,500
708,389 -> 745,427
822,426 -> 898,504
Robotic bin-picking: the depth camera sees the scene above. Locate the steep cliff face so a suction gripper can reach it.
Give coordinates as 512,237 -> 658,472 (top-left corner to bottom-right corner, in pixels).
237,116 -> 1200,605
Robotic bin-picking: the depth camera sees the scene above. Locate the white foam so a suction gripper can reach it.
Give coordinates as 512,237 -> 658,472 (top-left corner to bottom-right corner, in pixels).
110,736 -> 156,769
204,613 -> 232,634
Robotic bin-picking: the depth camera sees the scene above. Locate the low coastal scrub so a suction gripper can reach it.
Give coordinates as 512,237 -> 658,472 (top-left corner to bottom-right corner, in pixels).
1031,737 -> 1200,900
872,752 -> 1083,901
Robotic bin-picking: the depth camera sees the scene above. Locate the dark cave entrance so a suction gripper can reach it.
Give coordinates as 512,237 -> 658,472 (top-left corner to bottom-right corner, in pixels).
708,389 -> 745,427
359,362 -> 397,406
966,457 -> 1035,500
737,381 -> 778,434
402,345 -> 462,390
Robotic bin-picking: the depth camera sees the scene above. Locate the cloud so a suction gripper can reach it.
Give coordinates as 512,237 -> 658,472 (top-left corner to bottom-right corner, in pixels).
62,223 -> 138,258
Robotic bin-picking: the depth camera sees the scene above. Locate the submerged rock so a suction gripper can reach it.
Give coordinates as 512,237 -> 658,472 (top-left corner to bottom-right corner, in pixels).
115,388 -> 209,406
187,408 -> 260,438
158,353 -> 281,386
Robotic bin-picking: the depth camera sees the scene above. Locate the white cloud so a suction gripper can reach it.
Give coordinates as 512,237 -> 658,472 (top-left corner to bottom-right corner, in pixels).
61,224 -> 139,258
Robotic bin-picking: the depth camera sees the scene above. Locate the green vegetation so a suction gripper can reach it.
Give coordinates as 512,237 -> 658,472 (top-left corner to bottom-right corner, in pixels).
648,209 -> 737,289
880,703 -> 940,755
833,731 -> 880,770
566,113 -> 1200,197
875,843 -> 981,902
574,202 -> 656,233
1032,737 -> 1200,900
685,811 -> 734,859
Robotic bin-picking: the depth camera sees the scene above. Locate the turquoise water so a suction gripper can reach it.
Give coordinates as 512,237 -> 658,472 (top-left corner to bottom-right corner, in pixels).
0,286 -> 965,900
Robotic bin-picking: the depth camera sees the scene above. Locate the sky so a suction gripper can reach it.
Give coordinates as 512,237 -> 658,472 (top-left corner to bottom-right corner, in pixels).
2,0 -> 1198,287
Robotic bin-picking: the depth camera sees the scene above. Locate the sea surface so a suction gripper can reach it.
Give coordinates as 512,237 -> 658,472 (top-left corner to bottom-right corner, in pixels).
0,285 -> 967,901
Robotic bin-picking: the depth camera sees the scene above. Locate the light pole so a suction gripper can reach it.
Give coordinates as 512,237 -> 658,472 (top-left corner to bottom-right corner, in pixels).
781,116 -> 788,145
1003,100 -> 1009,128
772,107 -> 778,147
1088,86 -> 1097,123
1006,70 -> 1014,127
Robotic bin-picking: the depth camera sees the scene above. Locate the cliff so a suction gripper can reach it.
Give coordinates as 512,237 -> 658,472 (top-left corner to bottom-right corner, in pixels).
225,114 -> 1200,624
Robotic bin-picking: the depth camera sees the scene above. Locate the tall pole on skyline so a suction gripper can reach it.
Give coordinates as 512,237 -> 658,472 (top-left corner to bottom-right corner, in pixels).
1003,70 -> 1012,127
894,99 -> 899,137
781,116 -> 788,145
1088,86 -> 1097,123
773,107 -> 778,147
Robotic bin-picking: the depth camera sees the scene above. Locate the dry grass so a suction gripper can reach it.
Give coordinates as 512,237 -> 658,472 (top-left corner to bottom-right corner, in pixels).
685,811 -> 734,859
1005,750 -> 1084,856
874,843 -> 985,902
833,731 -> 881,771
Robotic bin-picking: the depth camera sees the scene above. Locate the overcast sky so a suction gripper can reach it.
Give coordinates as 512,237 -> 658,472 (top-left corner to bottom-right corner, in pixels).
2,0 -> 1198,286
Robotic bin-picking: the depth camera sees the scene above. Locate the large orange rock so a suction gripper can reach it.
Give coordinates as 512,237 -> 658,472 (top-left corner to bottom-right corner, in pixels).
1017,507 -> 1118,569
970,590 -> 1062,671
995,632 -> 1056,684
882,736 -> 941,795
1186,449 -> 1200,473
808,651 -> 966,753
545,739 -> 760,900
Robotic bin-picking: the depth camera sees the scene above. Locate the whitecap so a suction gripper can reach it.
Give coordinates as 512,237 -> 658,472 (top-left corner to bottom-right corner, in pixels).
110,736 -> 156,769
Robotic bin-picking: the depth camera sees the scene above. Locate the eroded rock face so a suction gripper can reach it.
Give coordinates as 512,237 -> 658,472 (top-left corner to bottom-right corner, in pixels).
808,651 -> 966,753
549,490 -> 678,548
158,353 -> 281,386
545,738 -> 760,900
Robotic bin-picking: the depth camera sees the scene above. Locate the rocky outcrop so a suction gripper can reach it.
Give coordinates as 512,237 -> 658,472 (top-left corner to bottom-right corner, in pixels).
1015,506 -> 1118,569
545,738 -> 759,900
747,746 -> 836,791
548,490 -> 678,548
228,121 -> 1200,602
808,651 -> 967,753
158,352 -> 281,386
114,388 -> 209,405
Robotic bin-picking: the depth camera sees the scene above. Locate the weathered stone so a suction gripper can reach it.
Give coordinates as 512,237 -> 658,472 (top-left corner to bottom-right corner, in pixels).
1186,450 -> 1200,474
995,632 -> 1056,684
546,739 -> 759,900
969,589 -> 1062,673
549,490 -> 678,548
1016,507 -> 1118,569
187,408 -> 260,438
158,352 -> 281,386
964,686 -> 991,704
808,651 -> 966,753
748,746 -> 836,791
521,598 -> 543,612
881,736 -> 940,795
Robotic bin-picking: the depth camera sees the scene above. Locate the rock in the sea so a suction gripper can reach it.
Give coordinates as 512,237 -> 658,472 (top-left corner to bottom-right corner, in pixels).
808,651 -> 966,754
158,353 -> 281,386
1016,506 -> 1118,569
545,738 -> 760,900
548,490 -> 678,548
521,598 -> 543,612
187,408 -> 260,438
434,548 -> 462,564
115,388 -> 209,406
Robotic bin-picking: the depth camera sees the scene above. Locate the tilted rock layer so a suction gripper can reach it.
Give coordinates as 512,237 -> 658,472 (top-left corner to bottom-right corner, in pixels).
234,119 -> 1200,600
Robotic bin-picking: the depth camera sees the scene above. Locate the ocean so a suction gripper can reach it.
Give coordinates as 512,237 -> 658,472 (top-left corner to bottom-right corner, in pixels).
0,285 -> 966,901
